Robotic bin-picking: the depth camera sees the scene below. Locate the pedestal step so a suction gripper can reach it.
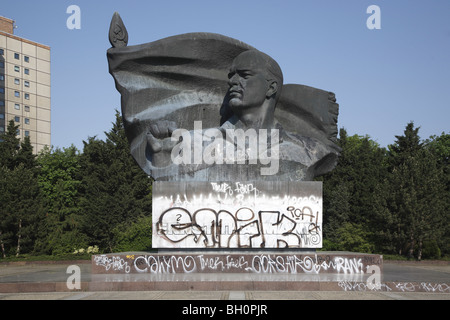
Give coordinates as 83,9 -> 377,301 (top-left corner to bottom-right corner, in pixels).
92,251 -> 383,275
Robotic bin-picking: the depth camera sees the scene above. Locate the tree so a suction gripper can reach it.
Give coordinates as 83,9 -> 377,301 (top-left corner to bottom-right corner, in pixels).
320,128 -> 388,252
387,122 -> 446,259
35,145 -> 85,255
0,121 -> 45,257
425,132 -> 450,256
0,120 -> 20,170
78,111 -> 152,252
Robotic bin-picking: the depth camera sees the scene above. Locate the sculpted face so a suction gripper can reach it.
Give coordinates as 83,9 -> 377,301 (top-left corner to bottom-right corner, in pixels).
227,50 -> 271,112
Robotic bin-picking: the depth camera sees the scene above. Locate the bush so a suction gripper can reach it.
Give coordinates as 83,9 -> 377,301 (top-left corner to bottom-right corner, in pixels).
336,223 -> 375,253
320,239 -> 341,251
113,215 -> 152,252
421,240 -> 441,259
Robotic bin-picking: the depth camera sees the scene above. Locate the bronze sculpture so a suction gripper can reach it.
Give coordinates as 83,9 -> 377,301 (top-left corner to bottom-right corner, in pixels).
107,12 -> 340,182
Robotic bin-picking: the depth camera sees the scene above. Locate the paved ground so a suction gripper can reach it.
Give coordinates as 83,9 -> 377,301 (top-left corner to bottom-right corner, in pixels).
0,260 -> 448,300
0,290 -> 449,300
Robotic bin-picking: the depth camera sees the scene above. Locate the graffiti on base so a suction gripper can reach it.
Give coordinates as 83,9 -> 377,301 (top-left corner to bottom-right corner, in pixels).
153,181 -> 323,249
94,255 -> 131,273
338,281 -> 450,293
94,253 -> 373,275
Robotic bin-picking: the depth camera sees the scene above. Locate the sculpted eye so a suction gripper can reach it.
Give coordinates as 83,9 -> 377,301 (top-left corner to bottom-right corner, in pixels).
239,71 -> 251,78
241,71 -> 253,79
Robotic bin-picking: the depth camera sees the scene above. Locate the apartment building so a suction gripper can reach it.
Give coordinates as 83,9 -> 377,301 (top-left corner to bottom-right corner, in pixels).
0,16 -> 51,153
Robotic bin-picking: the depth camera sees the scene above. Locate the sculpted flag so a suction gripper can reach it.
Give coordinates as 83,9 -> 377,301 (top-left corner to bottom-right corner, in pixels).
107,12 -> 340,181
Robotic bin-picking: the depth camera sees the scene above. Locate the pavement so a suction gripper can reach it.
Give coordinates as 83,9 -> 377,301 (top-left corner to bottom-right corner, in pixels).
0,260 -> 449,300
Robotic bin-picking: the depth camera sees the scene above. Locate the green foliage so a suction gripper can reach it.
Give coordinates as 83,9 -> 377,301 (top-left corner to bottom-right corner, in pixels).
113,215 -> 152,252
336,223 -> 375,253
0,120 -> 21,170
0,111 -> 152,259
78,111 -> 152,253
321,128 -> 388,253
320,239 -> 341,251
421,240 -> 441,260
385,122 -> 447,259
321,123 -> 449,259
35,145 -> 85,255
0,121 -> 45,257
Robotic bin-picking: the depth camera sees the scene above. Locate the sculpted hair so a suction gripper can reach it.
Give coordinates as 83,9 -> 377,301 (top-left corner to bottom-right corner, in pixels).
249,50 -> 284,101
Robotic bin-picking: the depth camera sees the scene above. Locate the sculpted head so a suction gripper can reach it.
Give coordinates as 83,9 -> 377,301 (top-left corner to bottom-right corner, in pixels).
227,50 -> 283,118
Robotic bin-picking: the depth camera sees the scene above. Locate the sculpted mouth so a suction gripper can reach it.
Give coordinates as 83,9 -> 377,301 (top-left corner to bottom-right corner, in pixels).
229,88 -> 242,98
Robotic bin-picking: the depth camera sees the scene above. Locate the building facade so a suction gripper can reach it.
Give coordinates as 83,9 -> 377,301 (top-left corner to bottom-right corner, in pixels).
0,16 -> 51,153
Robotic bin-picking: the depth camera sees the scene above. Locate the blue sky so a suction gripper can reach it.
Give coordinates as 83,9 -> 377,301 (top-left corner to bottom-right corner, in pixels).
2,0 -> 449,150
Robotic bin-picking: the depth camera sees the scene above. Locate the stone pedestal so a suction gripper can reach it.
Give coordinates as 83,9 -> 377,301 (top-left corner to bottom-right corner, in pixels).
152,181 -> 323,249
91,250 -> 383,291
92,251 -> 382,275
91,183 -> 384,290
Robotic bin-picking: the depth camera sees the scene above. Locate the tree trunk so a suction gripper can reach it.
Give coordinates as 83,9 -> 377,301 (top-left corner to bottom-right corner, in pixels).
0,230 -> 6,258
417,239 -> 423,261
408,233 -> 415,259
16,219 -> 22,257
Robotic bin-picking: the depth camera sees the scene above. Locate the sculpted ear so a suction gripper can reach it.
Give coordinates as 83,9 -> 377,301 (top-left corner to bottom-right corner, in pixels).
266,80 -> 278,98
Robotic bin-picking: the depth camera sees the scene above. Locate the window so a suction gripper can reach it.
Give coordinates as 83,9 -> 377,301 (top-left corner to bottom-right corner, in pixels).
0,101 -> 4,106
0,62 -> 4,68
25,93 -> 30,100
0,126 -> 4,133
24,81 -> 30,87
25,118 -> 30,125
0,113 -> 4,119
14,116 -> 20,123
14,78 -> 20,85
24,56 -> 29,63
14,66 -> 20,72
14,53 -> 20,60
24,68 -> 30,75
15,104 -> 20,110
0,88 -> 4,94
0,74 -> 4,81
25,130 -> 30,137
0,49 -> 4,55
14,91 -> 20,97
24,106 -> 30,112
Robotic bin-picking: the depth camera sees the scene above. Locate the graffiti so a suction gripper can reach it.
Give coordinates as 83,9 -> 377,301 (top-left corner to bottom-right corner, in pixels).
394,282 -> 450,293
94,253 -> 373,275
153,181 -> 322,249
156,206 -> 321,249
250,255 -> 364,274
94,255 -> 131,273
210,182 -> 260,197
420,282 -> 450,293
338,281 -> 450,293
197,254 -> 251,272
210,182 -> 234,195
338,281 -> 391,292
134,255 -> 197,273
233,182 -> 260,196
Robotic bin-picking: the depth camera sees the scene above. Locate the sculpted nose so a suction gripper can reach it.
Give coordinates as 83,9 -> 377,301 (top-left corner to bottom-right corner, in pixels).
228,73 -> 239,87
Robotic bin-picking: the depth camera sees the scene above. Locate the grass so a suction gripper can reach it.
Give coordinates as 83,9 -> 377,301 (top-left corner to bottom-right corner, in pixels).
0,253 -> 92,263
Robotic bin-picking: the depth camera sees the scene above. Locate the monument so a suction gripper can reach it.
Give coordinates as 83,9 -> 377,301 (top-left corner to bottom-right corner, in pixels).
92,13 -> 383,284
